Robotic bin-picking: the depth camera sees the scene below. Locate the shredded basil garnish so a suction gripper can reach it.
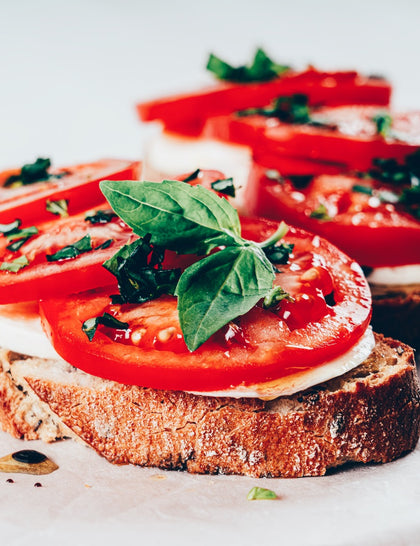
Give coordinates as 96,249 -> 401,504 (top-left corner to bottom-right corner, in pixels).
82,312 -> 129,342
0,255 -> 29,273
181,169 -> 201,183
4,158 -> 51,187
85,209 -> 117,224
310,203 -> 332,221
206,48 -> 289,83
0,220 -> 21,235
46,199 -> 69,218
4,225 -> 38,252
210,177 -> 236,197
46,235 -> 93,262
247,487 -> 278,500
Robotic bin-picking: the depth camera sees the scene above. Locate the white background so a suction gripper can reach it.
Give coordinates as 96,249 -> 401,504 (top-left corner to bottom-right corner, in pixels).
0,1 -> 419,544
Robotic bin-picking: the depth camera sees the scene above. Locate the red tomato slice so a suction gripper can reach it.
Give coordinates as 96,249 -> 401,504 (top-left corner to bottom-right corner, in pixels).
39,217 -> 371,392
0,159 -> 140,225
0,206 -> 134,303
246,163 -> 420,267
204,107 -> 420,172
137,69 -> 391,136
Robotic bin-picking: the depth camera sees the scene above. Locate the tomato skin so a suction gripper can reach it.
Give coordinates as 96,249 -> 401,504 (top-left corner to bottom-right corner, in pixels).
246,163 -> 420,267
40,218 -> 372,392
0,159 -> 140,225
204,107 -> 420,172
137,70 -> 391,137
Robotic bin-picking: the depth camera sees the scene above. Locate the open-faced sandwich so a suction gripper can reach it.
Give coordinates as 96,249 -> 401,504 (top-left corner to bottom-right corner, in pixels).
0,161 -> 418,478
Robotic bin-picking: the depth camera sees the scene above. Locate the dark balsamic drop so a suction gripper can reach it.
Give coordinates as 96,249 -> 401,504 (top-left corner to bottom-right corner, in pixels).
34,482 -> 42,488
12,450 -> 47,465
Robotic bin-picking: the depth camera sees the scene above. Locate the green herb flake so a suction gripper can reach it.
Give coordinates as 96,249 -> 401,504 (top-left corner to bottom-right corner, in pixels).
310,203 -> 332,221
352,184 -> 373,195
85,209 -> 117,225
0,255 -> 29,273
210,177 -> 236,197
46,235 -> 92,262
5,226 -> 38,251
207,48 -> 289,83
181,169 -> 201,183
46,199 -> 69,218
372,112 -> 393,138
0,220 -> 22,235
4,158 -> 51,187
82,312 -> 129,342
247,487 -> 278,501
95,239 -> 113,250
263,286 -> 294,308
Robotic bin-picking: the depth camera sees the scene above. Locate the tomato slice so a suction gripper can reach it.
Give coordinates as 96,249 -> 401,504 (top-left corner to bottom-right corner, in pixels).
204,107 -> 420,172
40,217 -> 371,392
0,205 -> 135,302
246,162 -> 420,267
137,69 -> 391,136
0,159 -> 140,225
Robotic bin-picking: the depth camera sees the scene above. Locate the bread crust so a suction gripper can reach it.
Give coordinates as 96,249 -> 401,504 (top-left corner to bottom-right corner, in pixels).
0,334 -> 419,478
371,288 -> 420,351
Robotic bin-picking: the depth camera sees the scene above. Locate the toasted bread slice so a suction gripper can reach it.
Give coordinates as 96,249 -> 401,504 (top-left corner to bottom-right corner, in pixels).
0,333 -> 419,478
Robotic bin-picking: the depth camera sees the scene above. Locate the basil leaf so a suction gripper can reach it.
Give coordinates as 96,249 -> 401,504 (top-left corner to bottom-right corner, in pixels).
85,209 -> 117,224
239,94 -> 310,124
247,487 -> 277,500
103,237 -> 181,304
0,220 -> 21,235
352,184 -> 373,195
210,177 -> 236,197
181,169 -> 201,183
207,48 -> 289,83
100,179 -> 242,255
82,312 -> 129,342
6,226 -> 38,242
0,255 -> 29,273
46,199 -> 68,218
263,242 -> 294,265
46,235 -> 92,262
175,245 -> 275,351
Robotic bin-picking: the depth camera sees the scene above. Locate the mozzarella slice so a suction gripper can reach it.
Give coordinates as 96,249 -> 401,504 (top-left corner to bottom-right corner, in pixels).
366,264 -> 420,286
142,131 -> 252,209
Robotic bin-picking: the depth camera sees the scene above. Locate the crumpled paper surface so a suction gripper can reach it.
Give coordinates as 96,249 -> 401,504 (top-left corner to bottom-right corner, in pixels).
0,428 -> 419,546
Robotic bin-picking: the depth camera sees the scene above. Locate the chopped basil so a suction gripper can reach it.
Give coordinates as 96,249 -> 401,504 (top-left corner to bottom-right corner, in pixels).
0,255 -> 29,273
95,239 -> 113,250
85,209 -> 117,224
103,236 -> 181,305
263,242 -> 294,266
247,487 -> 278,500
263,286 -> 294,308
5,226 -> 38,251
206,48 -> 289,83
210,177 -> 236,197
310,203 -> 332,221
0,220 -> 21,235
46,199 -> 69,218
46,235 -> 92,262
181,169 -> 201,183
82,312 -> 129,342
101,179 -> 291,351
352,184 -> 373,195
288,175 -> 314,189
372,112 -> 393,137
4,158 -> 51,187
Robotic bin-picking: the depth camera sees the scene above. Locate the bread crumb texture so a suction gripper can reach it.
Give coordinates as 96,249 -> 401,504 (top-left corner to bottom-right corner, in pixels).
0,333 -> 419,478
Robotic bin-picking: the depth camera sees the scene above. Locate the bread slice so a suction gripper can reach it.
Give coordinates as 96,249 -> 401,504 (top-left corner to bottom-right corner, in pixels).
370,285 -> 420,352
0,333 -> 419,478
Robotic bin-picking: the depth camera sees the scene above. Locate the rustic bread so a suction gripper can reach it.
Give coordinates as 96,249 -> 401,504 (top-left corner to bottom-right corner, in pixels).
370,285 -> 420,352
0,333 -> 419,478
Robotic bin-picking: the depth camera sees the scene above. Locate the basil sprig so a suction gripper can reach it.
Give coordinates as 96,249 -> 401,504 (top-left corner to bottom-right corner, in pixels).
206,48 -> 289,83
101,179 -> 291,351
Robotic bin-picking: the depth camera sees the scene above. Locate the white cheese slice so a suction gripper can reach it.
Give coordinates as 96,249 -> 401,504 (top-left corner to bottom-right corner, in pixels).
366,264 -> 420,286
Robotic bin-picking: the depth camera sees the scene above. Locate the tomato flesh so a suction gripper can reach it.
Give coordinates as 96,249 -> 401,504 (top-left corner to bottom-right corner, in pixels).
245,163 -> 420,267
204,107 -> 420,172
0,159 -> 140,224
40,217 -> 371,392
